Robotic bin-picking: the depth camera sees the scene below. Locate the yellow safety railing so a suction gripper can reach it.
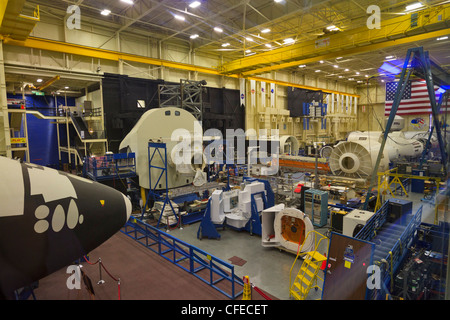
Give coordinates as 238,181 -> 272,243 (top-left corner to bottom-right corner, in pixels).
289,230 -> 328,299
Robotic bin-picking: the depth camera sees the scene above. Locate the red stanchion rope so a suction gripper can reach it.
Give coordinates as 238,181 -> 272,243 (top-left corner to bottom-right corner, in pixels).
252,284 -> 272,300
83,255 -> 121,300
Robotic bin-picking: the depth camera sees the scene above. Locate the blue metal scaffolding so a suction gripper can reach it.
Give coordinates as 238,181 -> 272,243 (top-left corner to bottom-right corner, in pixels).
364,46 -> 449,210
142,141 -> 178,228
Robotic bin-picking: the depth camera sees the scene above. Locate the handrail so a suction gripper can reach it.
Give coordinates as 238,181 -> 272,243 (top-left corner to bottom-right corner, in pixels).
289,230 -> 327,297
373,205 -> 423,299
121,217 -> 244,299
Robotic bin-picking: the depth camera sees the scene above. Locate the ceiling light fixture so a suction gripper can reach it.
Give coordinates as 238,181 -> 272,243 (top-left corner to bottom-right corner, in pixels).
334,65 -> 339,68
174,14 -> 185,21
385,55 -> 394,59
214,27 -> 223,33
326,25 -> 340,31
437,36 -> 448,41
101,9 -> 111,16
315,70 -> 321,72
319,60 -> 324,63
221,43 -> 230,47
189,1 -> 201,8
190,34 -> 199,39
405,2 -> 423,11
336,57 -> 343,59
120,0 -> 134,4
344,68 -> 349,71
36,79 -> 43,83
298,64 -> 306,68
245,49 -> 252,53
245,37 -> 253,42
261,28 -> 271,33
265,43 -> 272,48
283,38 -> 295,44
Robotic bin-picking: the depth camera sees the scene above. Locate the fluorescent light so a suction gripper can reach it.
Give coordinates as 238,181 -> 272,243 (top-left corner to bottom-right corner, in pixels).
336,57 -> 343,60
274,0 -> 283,2
121,0 -> 134,4
214,27 -> 223,33
174,14 -> 185,21
245,37 -> 253,42
338,76 -> 343,78
365,75 -> 369,78
315,70 -> 321,72
344,68 -> 349,71
221,43 -> 230,47
64,86 -> 69,89
405,2 -> 423,11
261,28 -> 271,33
385,55 -> 394,59
319,60 -> 324,63
101,9 -> 111,16
265,43 -> 272,48
437,36 -> 448,41
245,49 -> 252,53
355,72 -> 360,75
190,34 -> 199,39
189,1 -> 201,8
298,64 -> 306,68
283,38 -> 295,44
334,65 -> 339,68
326,25 -> 340,31
36,79 -> 43,83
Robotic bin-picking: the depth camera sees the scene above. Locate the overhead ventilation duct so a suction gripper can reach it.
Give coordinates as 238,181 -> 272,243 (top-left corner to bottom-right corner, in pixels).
329,131 -> 424,179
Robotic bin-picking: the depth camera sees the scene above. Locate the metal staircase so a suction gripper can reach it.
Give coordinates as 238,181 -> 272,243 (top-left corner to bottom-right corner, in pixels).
372,222 -> 408,264
289,230 -> 327,300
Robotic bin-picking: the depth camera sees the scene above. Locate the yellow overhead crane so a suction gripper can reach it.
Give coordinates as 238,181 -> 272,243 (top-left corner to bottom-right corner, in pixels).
219,4 -> 450,75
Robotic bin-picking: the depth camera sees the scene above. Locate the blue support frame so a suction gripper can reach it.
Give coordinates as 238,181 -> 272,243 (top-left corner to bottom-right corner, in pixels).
142,142 -> 178,228
364,46 -> 448,210
196,201 -> 224,240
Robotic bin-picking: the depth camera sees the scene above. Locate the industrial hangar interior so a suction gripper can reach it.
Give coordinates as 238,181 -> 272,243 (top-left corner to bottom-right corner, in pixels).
0,0 -> 449,302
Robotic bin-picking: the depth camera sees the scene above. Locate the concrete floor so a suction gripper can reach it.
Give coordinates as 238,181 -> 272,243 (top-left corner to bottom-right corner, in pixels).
163,186 -> 448,300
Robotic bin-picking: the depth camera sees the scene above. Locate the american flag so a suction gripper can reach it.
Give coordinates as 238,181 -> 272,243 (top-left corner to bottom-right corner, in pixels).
385,79 -> 446,116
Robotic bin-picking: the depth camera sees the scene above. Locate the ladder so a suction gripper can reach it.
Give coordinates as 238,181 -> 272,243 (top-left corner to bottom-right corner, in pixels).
289,230 -> 327,300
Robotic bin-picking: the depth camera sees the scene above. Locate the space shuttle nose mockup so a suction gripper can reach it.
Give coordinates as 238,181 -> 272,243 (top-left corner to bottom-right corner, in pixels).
0,156 -> 131,299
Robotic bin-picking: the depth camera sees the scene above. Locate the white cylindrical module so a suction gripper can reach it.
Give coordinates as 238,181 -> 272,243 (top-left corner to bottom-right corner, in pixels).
273,207 -> 314,253
279,135 -> 299,155
119,107 -> 204,190
329,131 -> 424,179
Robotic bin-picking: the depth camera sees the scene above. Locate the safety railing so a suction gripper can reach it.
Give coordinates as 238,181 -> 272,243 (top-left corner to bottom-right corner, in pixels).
84,153 -> 136,181
355,201 -> 389,241
121,217 -> 244,299
369,205 -> 423,299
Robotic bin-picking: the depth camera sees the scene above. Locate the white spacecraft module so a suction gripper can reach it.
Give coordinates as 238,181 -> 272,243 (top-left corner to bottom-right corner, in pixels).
329,131 -> 424,179
261,205 -> 314,254
119,107 -> 206,190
